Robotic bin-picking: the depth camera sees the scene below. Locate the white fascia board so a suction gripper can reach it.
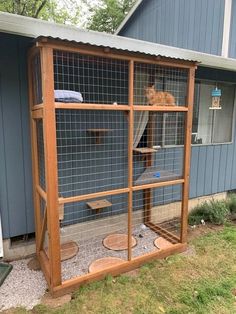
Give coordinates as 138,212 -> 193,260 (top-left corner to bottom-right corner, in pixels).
115,0 -> 143,34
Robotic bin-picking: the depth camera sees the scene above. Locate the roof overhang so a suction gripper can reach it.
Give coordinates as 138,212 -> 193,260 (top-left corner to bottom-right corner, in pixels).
1,12 -> 236,72
115,0 -> 143,34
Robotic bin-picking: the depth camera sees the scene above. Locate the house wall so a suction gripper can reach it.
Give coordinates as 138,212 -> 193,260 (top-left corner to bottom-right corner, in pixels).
0,33 -> 34,239
190,67 -> 236,198
1,31 -> 236,240
120,0 -> 225,56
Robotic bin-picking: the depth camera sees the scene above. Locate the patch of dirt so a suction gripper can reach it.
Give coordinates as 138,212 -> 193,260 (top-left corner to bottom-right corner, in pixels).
232,288 -> 236,296
180,245 -> 196,257
27,257 -> 41,271
124,269 -> 140,278
187,224 -> 224,241
41,292 -> 72,308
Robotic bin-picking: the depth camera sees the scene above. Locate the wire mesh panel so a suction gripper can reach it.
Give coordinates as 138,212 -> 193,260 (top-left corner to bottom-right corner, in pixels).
53,50 -> 129,105
133,111 -> 185,186
31,53 -> 42,105
134,62 -> 188,106
36,119 -> 46,190
132,184 -> 182,258
56,109 -> 128,198
59,193 -> 129,281
38,196 -> 49,254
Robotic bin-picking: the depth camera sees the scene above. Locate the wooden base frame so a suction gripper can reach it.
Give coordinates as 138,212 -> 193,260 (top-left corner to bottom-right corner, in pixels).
52,243 -> 187,297
28,39 -> 196,296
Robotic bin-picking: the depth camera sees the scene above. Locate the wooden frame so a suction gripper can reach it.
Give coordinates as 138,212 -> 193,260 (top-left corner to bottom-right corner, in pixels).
28,38 -> 197,295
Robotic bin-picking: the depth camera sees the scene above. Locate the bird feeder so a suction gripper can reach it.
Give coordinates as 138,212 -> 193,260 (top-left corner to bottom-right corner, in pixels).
210,86 -> 222,110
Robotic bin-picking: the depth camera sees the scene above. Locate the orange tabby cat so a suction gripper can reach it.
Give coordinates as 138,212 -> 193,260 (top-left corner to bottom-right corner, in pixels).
145,85 -> 175,106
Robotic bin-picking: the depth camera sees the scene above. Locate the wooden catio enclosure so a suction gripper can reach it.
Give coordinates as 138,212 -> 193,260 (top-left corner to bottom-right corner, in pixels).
28,37 -> 196,295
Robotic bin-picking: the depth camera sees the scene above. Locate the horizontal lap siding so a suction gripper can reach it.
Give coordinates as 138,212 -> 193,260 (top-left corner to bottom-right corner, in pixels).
189,67 -> 236,198
190,143 -> 236,198
0,34 -> 34,238
120,0 -> 224,55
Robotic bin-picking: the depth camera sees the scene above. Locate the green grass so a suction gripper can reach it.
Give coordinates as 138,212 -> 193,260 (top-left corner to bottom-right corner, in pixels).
9,225 -> 236,314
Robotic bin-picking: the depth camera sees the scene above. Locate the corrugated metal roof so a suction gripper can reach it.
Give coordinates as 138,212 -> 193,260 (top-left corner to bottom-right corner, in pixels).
115,0 -> 143,34
1,12 -> 236,72
0,11 -> 196,63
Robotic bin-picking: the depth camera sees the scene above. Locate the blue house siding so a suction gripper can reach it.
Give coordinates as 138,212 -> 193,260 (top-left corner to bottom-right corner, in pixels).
189,67 -> 236,198
0,33 -> 34,239
120,0 -> 225,56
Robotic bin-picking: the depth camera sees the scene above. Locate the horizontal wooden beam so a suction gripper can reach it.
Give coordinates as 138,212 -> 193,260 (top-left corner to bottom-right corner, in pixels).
59,188 -> 130,204
132,179 -> 184,191
52,243 -> 187,297
55,103 -> 130,111
58,181 -> 184,204
36,40 -> 197,69
134,105 -> 188,112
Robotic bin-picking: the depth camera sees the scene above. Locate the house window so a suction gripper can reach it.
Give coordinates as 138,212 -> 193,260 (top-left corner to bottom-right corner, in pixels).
192,81 -> 235,145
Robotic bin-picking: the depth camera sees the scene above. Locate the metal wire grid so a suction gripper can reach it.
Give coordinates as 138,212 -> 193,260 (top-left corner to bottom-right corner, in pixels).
133,111 -> 185,186
59,184 -> 182,279
134,62 -> 188,106
36,119 -> 46,190
39,197 -> 46,224
59,193 -> 129,280
32,53 -> 42,105
39,196 -> 48,252
56,109 -> 128,197
132,185 -> 182,257
53,50 -> 129,105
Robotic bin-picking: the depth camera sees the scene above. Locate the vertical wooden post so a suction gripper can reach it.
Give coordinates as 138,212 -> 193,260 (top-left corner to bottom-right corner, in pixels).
180,67 -> 195,243
28,51 -> 42,256
128,60 -> 134,261
41,46 -> 62,288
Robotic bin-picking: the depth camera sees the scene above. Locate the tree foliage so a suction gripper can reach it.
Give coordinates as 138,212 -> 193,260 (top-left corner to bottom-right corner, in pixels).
0,0 -> 81,24
87,0 -> 136,33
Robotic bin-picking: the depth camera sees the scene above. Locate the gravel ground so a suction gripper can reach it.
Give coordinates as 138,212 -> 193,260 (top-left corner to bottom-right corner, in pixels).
0,225 -> 159,311
0,259 -> 47,311
61,225 -> 159,281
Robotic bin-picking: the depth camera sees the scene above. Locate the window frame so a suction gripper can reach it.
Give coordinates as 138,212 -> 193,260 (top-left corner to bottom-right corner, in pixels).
161,78 -> 236,148
191,78 -> 236,147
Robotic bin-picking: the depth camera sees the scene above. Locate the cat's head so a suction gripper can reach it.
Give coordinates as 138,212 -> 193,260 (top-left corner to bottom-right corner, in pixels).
145,85 -> 156,97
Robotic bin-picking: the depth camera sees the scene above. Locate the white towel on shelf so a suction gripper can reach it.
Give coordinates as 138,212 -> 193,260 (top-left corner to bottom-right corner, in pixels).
54,90 -> 83,103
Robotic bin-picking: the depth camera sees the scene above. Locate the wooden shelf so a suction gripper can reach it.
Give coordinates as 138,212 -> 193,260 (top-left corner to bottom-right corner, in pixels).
133,105 -> 188,112
133,147 -> 157,154
55,102 -> 130,111
87,129 -> 111,144
135,168 -> 181,186
87,199 -> 112,212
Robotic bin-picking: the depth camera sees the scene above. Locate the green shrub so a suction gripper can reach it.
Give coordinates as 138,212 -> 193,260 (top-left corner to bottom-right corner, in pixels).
188,200 -> 230,225
226,193 -> 236,214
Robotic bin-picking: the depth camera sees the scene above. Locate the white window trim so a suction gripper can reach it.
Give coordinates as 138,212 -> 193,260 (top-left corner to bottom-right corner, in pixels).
222,0 -> 232,58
